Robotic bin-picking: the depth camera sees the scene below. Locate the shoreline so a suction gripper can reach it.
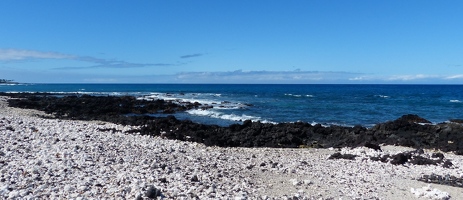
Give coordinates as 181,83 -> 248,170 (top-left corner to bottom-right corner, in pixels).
2,84 -> 462,127
1,95 -> 463,199
3,93 -> 463,153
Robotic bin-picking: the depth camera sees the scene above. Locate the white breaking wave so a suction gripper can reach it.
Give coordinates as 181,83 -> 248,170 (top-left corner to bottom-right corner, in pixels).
285,94 -> 314,98
3,91 -> 128,96
139,93 -> 248,110
450,100 -> 461,103
187,109 -> 274,124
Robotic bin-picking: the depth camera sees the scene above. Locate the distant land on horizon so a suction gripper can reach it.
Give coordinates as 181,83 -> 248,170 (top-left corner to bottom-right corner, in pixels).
0,79 -> 19,84
2,81 -> 463,85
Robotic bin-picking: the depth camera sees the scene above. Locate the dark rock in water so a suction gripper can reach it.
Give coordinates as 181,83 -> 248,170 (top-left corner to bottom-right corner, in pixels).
328,152 -> 357,160
450,119 -> 463,124
396,114 -> 432,124
4,93 -> 190,121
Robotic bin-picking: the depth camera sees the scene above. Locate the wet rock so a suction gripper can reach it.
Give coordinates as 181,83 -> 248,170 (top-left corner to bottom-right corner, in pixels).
449,119 -> 463,124
398,114 -> 432,124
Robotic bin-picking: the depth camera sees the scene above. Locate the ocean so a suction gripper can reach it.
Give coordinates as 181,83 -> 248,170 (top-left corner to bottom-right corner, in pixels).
1,84 -> 462,127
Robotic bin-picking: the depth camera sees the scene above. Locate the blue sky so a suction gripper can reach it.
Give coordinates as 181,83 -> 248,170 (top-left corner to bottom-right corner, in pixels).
1,0 -> 463,84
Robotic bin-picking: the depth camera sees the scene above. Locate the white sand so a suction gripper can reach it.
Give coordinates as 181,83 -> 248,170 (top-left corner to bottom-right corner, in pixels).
1,96 -> 462,199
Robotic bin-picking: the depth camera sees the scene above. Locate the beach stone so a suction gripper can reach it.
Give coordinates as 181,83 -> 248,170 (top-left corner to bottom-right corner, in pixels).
64,185 -> 75,192
8,190 -> 19,199
443,160 -> 453,168
190,175 -> 199,182
290,179 -> 301,186
390,153 -> 408,165
411,185 -> 450,200
234,191 -> 248,200
303,179 -> 312,185
328,152 -> 357,160
145,185 -> 161,198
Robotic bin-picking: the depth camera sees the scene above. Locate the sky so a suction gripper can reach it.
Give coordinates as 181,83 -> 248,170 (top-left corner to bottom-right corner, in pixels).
1,0 -> 463,84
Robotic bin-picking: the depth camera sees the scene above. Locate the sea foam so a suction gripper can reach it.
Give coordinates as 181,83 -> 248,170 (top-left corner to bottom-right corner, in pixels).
186,109 -> 274,124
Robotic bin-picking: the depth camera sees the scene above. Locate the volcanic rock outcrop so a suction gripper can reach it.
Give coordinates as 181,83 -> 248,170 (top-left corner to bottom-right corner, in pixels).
4,93 -> 463,153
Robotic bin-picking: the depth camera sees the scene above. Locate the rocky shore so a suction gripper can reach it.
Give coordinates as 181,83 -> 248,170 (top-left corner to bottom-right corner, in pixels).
4,93 -> 463,153
1,94 -> 463,199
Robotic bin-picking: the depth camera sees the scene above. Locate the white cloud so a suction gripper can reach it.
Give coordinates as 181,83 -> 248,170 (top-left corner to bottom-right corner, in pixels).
152,67 -> 463,83
0,49 -> 74,60
386,74 -> 438,81
348,73 -> 463,83
0,48 -> 176,69
173,71 -> 463,84
174,70 -> 360,83
348,76 -> 374,81
445,74 -> 463,79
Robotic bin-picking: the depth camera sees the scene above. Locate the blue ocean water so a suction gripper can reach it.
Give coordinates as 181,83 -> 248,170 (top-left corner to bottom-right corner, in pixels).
1,84 -> 462,127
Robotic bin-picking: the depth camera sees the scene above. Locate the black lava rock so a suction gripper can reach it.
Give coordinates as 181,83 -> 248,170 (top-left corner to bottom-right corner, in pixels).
364,142 -> 381,151
328,152 -> 357,160
390,153 -> 409,165
145,185 -> 161,198
419,174 -> 463,188
190,175 -> 199,182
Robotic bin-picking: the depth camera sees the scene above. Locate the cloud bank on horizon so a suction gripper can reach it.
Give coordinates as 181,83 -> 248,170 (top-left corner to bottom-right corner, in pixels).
1,48 -> 463,84
1,1 -> 462,84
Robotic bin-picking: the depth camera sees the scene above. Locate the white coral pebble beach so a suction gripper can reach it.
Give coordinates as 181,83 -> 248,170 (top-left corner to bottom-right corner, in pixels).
1,96 -> 463,199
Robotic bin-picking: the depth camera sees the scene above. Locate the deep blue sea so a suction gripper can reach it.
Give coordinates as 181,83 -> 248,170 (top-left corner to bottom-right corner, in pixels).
1,84 -> 463,127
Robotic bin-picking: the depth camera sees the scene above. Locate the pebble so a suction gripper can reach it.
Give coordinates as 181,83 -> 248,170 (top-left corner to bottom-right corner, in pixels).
411,185 -> 451,200
1,96 -> 463,199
